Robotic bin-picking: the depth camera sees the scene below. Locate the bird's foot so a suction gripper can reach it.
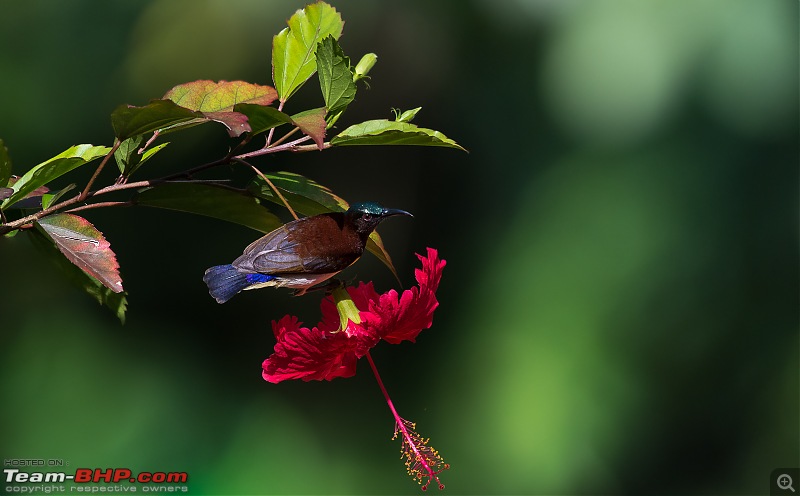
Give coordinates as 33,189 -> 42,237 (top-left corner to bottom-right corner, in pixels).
294,278 -> 345,296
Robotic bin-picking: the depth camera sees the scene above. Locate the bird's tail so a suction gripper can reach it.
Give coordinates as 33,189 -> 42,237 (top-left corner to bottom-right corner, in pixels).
203,264 -> 250,304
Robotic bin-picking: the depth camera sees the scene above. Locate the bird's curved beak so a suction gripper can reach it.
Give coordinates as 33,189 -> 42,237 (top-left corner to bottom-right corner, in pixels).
382,208 -> 413,218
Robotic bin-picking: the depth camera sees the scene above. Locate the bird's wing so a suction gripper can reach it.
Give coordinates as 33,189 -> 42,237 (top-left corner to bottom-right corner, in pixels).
231,226 -> 308,274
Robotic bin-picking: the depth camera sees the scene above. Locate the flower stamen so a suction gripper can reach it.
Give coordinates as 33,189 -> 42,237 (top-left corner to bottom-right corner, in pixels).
366,351 -> 448,491
393,417 -> 449,491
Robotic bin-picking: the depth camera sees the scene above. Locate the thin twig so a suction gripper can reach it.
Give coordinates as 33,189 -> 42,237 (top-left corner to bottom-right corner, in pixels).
235,158 -> 298,221
158,157 -> 229,181
0,176 -> 232,234
80,140 -> 122,201
268,126 -> 301,149
265,100 -> 285,147
65,201 -> 134,214
292,142 -> 331,153
234,135 -> 312,160
138,130 -> 161,154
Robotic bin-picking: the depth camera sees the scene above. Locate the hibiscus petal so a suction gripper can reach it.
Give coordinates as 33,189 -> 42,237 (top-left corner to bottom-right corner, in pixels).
363,286 -> 439,344
261,248 -> 446,383
346,281 -> 381,310
263,320 -> 360,383
271,314 -> 302,341
361,249 -> 446,344
415,248 -> 446,292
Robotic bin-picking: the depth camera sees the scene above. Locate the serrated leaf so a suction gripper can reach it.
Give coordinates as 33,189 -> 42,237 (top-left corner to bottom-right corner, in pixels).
168,80 -> 278,129
136,182 -> 282,234
291,107 -> 327,150
37,213 -> 124,294
331,119 -> 465,150
163,80 -> 278,138
233,104 -> 294,137
272,2 -> 344,102
111,100 -> 202,140
42,183 -> 76,210
1,145 -> 111,210
28,229 -> 127,323
247,172 -> 398,278
164,80 -> 278,112
317,35 -> 356,116
0,138 -> 11,187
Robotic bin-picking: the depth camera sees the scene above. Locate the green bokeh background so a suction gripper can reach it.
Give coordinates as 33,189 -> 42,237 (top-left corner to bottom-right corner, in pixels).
1,1 -> 797,494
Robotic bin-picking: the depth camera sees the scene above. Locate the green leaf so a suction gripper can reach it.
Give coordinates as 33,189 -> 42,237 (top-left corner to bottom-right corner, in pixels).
326,110 -> 344,130
1,145 -> 111,210
138,143 -> 169,169
395,107 -> 421,123
247,172 -> 398,279
163,80 -> 279,137
41,183 -> 76,210
28,229 -> 127,323
290,107 -> 327,150
0,138 -> 11,187
36,213 -> 124,293
317,35 -> 356,116
233,104 -> 294,137
366,231 -> 399,283
115,135 -> 169,179
114,135 -> 144,176
331,119 -> 465,150
247,171 -> 348,215
2,176 -> 49,209
111,99 -> 202,140
135,182 -> 282,234
272,2 -> 344,102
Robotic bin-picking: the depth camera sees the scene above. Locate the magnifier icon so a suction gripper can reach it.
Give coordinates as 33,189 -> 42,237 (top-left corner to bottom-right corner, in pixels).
778,474 -> 796,493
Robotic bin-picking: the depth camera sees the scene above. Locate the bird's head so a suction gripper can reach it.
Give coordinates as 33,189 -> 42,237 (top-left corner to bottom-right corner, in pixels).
346,201 -> 413,236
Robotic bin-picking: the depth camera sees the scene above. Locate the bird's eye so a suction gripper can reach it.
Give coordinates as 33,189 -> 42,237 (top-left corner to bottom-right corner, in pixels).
362,213 -> 372,221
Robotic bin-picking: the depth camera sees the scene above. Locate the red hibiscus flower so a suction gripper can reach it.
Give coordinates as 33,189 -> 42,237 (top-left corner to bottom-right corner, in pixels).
262,247 -> 445,383
262,248 -> 450,491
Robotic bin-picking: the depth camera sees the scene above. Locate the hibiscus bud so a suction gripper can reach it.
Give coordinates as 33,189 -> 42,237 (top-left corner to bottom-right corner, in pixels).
331,286 -> 362,332
353,53 -> 378,82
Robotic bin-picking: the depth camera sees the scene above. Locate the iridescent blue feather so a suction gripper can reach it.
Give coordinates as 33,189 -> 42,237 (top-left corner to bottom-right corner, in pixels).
203,264 -> 275,304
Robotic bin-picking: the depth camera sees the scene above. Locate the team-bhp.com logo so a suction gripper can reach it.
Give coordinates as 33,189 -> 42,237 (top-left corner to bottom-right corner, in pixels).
5,468 -> 188,491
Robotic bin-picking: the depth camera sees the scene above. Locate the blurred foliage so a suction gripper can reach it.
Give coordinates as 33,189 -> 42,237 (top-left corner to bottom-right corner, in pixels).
1,0 -> 797,495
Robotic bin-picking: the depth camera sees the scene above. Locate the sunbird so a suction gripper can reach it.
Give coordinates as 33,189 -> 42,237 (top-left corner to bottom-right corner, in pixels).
203,202 -> 412,303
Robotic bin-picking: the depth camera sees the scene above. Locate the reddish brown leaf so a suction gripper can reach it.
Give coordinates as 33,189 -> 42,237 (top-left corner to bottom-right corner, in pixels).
37,213 -> 124,293
291,107 -> 327,150
203,111 -> 251,137
163,80 -> 279,138
164,80 -> 278,112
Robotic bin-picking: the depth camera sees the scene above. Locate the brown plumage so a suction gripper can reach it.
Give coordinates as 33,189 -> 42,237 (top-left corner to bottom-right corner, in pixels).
203,202 -> 412,303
